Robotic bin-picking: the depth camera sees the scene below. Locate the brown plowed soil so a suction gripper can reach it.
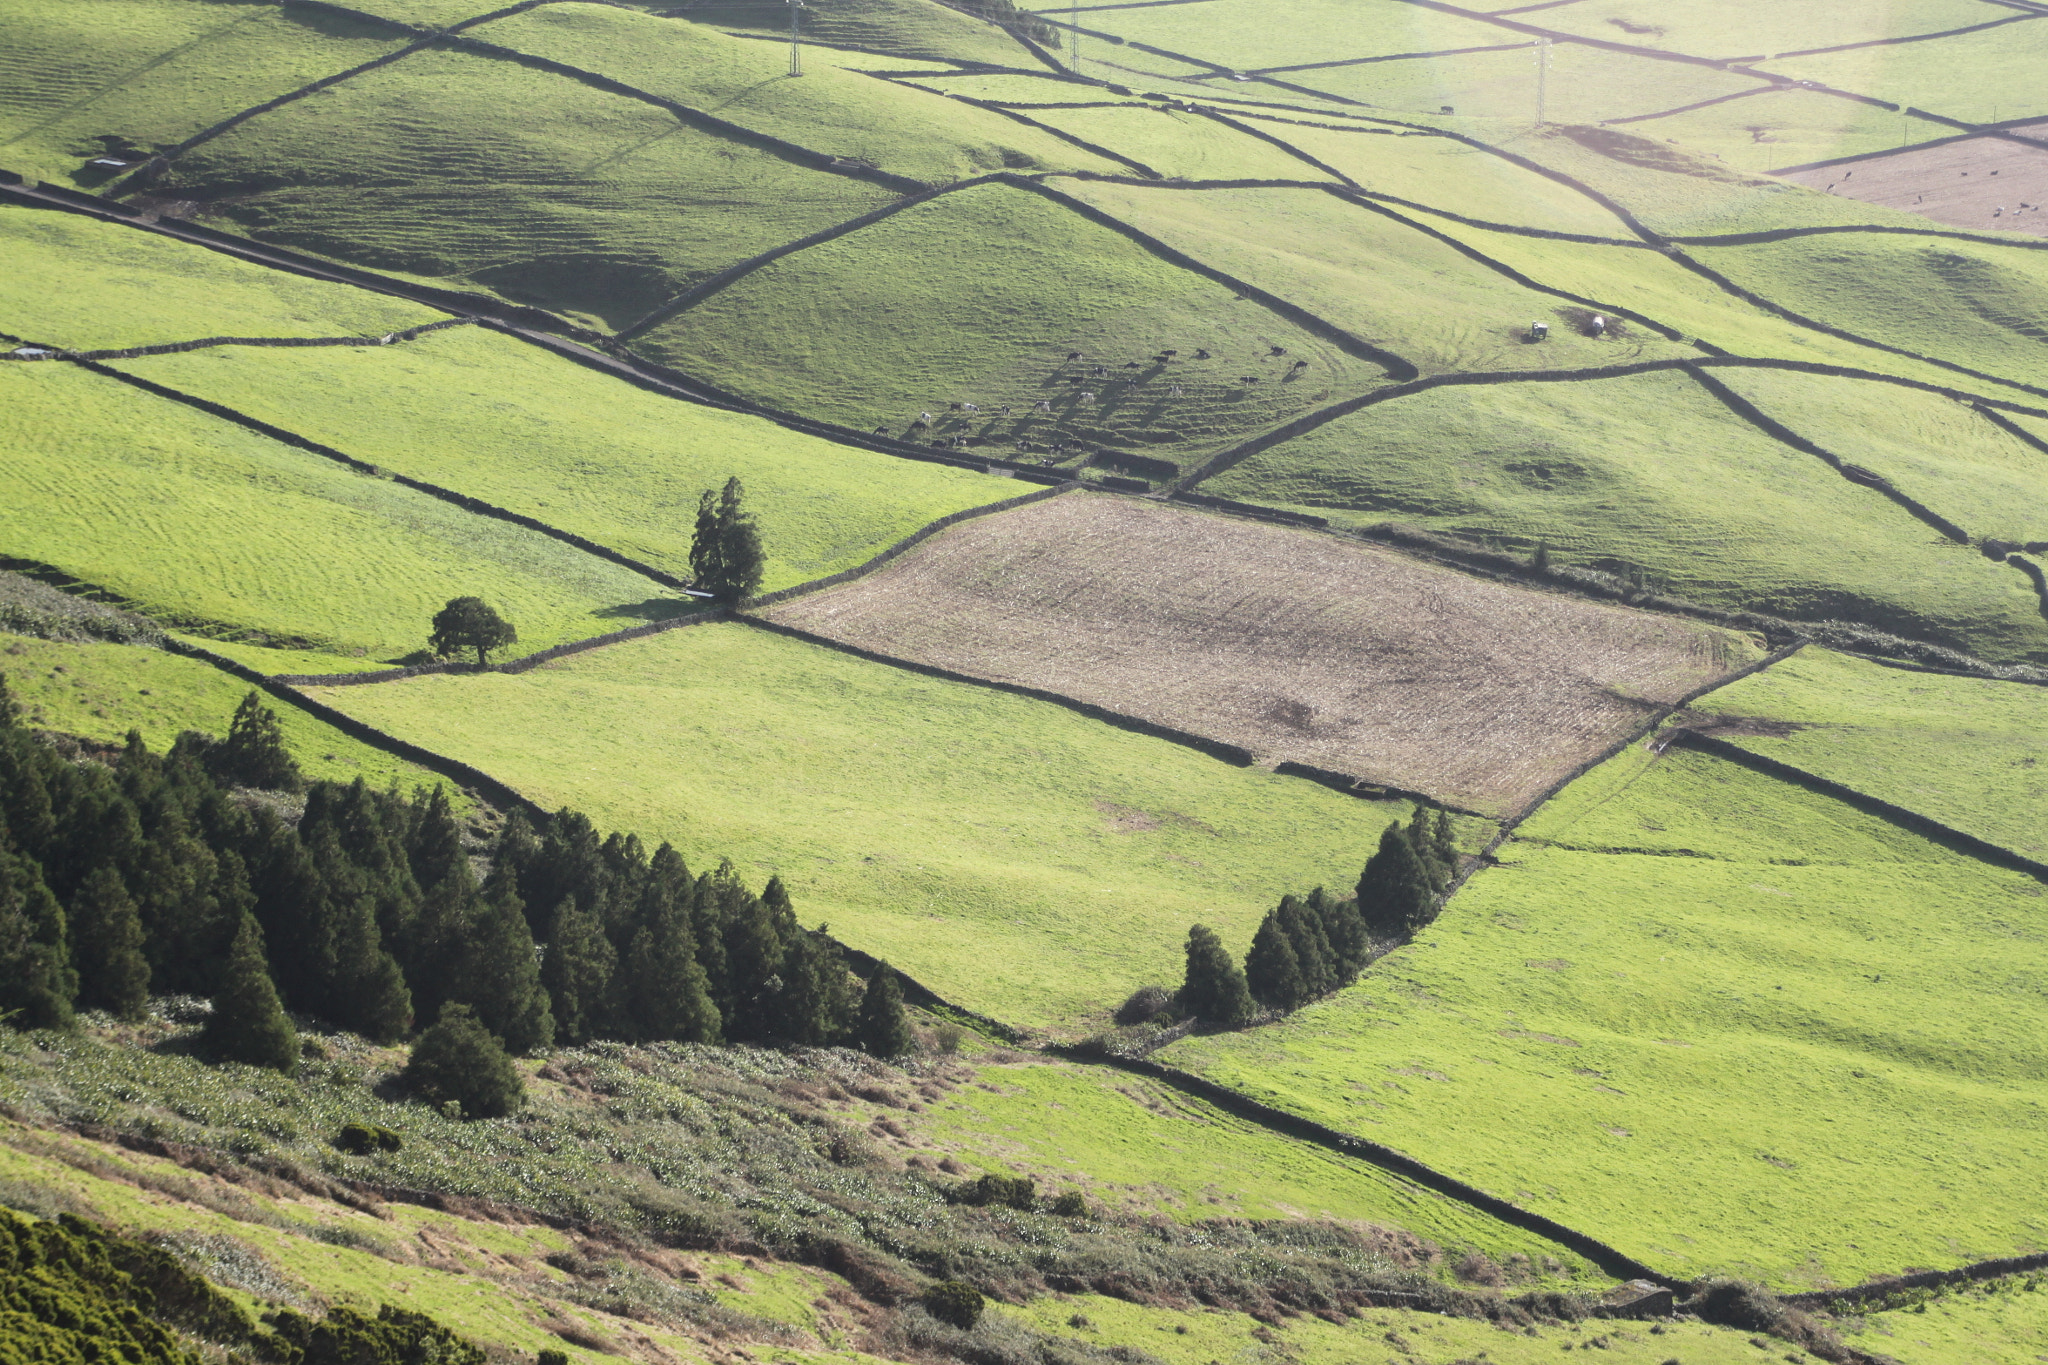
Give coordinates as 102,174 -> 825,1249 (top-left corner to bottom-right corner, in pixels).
1779,123 -> 2048,237
763,494 -> 1760,814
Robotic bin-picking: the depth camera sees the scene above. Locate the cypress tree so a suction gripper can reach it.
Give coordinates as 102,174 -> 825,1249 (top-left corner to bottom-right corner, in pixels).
1357,821 -> 1435,940
403,786 -> 467,896
1243,912 -> 1305,1012
541,896 -> 617,1046
854,964 -> 913,1057
205,692 -> 304,792
689,869 -> 731,1013
129,810 -> 231,996
1180,924 -> 1253,1027
203,913 -> 297,1072
1431,809 -> 1459,882
1275,895 -> 1336,998
70,866 -> 150,1021
1407,806 -> 1448,895
690,477 -> 766,604
780,930 -> 857,1046
1309,885 -> 1369,979
401,1003 -> 523,1120
620,844 -> 719,1044
721,870 -> 787,1041
448,885 -> 554,1054
336,897 -> 413,1044
0,835 -> 76,1031
597,832 -> 648,946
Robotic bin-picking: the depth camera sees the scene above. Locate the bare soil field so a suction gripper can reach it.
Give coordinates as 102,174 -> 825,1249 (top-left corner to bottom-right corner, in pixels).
763,494 -> 1761,814
1779,122 -> 2048,236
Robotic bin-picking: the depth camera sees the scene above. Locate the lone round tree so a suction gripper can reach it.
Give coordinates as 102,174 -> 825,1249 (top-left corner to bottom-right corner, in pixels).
429,597 -> 517,666
688,477 -> 767,604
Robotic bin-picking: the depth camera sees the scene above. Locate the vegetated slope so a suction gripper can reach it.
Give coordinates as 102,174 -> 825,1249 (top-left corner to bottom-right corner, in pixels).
1281,46 -> 1768,125
632,180 -> 1385,469
1708,367 -> 2048,544
765,494 -> 1754,814
305,620 -> 1402,1026
1687,645 -> 2048,864
0,361 -> 661,658
1162,742 -> 2048,1288
1757,19 -> 2048,128
1031,0 -> 1516,76
994,104 -> 1338,181
1201,366 -> 2048,664
150,46 -> 893,330
0,0 -> 407,187
1534,0 -> 2002,59
0,201 -> 438,346
1057,180 -> 1693,375
1838,1273 -> 2048,1365
0,633 -> 453,794
1617,88 -> 1926,178
1689,234 -> 2048,395
468,4 -> 1127,185
678,0 -> 1041,68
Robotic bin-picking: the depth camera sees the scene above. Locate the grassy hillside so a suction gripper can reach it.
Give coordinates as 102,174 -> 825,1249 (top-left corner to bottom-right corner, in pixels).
1200,365 -> 2048,663
1839,1274 -> 2048,1365
0,0 -> 407,187
1758,20 -> 2048,129
1690,645 -> 2048,862
680,0 -> 1040,68
633,180 -> 1382,466
1162,742 -> 2048,1287
1005,105 -> 1335,180
306,620 -> 1403,1027
1029,0 -> 1515,75
0,361 -> 661,657
1618,88 -> 1923,177
1537,0 -> 1999,59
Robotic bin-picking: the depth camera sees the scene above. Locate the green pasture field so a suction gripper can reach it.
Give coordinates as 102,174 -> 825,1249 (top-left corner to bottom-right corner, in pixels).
306,620 -> 1405,1028
0,202 -> 438,347
177,635 -> 397,676
633,179 -> 1378,465
1233,119 -> 1640,238
1535,0 -> 2000,60
312,0 -> 500,27
0,632 -> 457,797
120,325 -> 1014,593
1692,645 -> 2048,863
679,0 -> 1039,68
1199,366 -> 2048,664
1838,1274 -> 2048,1365
0,0 -> 406,187
918,1055 -> 1599,1271
0,361 -> 662,658
1029,0 -> 1516,76
886,70 -> 1111,103
1622,88 -> 1936,177
1711,367 -> 2048,543
158,47 -> 892,331
1163,742 -> 2048,1287
1689,235 -> 2048,396
1760,20 -> 2048,130
472,4 -> 1127,185
1004,104 -> 1337,180
1060,180 -> 1695,378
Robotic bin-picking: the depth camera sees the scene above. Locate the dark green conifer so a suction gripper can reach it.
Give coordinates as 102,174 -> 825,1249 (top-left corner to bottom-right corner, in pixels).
401,1003 -> 523,1120
855,964 -> 913,1057
689,477 -> 767,603
205,692 -> 304,792
403,786 -> 468,895
448,885 -> 554,1054
1275,895 -> 1336,998
1431,809 -> 1459,881
620,845 -> 719,1043
70,866 -> 150,1020
203,913 -> 297,1071
1356,821 -> 1435,940
1309,885 -> 1369,978
0,833 -> 75,1030
1180,924 -> 1254,1026
1243,912 -> 1305,1012
1407,806 -> 1448,894
541,896 -> 617,1046
780,930 -> 857,1046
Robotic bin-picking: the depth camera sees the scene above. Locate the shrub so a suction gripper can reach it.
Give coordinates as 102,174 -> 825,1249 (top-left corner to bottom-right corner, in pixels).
1050,1191 -> 1087,1218
930,1022 -> 965,1055
539,1352 -> 569,1365
401,1003 -> 525,1120
951,1173 -> 1035,1211
922,1279 -> 985,1331
335,1123 -> 402,1156
1113,985 -> 1173,1027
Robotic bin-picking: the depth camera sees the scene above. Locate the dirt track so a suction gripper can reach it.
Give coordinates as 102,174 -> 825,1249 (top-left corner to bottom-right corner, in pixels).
764,494 -> 1756,814
1781,122 -> 2048,237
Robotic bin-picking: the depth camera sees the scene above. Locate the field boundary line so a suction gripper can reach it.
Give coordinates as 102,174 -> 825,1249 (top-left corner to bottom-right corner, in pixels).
1670,222 -> 2048,251
1668,731 -> 2048,881
47,351 -> 695,591
271,609 -> 727,686
1042,1046 -> 1674,1286
0,318 -> 471,363
1782,1251 -> 2048,1309
1761,9 -> 2044,61
1599,85 -> 1777,127
945,94 -> 1166,176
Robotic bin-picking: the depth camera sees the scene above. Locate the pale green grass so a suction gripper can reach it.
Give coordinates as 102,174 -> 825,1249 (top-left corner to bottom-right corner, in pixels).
1203,366 -> 2048,664
119,326 -> 1015,592
1538,0 -> 2000,61
917,1056 -> 1601,1272
1690,234 -> 2048,395
1009,104 -> 1335,179
1627,88 -> 1937,177
0,632 -> 459,798
678,0 -> 1038,67
1033,0 -> 1514,75
161,47 -> 890,330
1163,743 -> 2048,1287
634,179 -> 1374,467
1839,1275 -> 2048,1365
306,621 -> 1403,1028
472,4 -> 1125,184
1760,21 -> 2048,130
0,362 -> 661,657
887,71 -> 1106,102
1693,645 -> 2048,863
0,0 -> 405,186
1712,368 -> 2048,543
0,202 -> 437,347
1063,179 -> 1696,376
182,636 -> 399,676
1003,1292 -> 1777,1365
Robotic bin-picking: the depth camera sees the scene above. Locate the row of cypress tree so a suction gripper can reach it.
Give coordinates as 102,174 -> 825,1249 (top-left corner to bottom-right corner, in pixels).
0,676 -> 913,1069
1179,808 -> 1460,1026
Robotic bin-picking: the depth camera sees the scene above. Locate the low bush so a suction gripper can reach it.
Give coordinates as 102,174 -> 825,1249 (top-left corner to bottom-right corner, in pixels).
334,1122 -> 403,1155
1113,986 -> 1174,1027
922,1279 -> 985,1330
951,1172 -> 1035,1212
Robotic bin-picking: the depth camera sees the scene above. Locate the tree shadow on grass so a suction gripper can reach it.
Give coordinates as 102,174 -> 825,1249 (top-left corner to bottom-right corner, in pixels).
593,597 -> 701,623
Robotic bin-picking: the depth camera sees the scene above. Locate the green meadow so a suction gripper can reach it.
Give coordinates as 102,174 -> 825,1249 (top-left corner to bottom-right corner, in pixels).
0,632 -> 455,796
1012,104 -> 1335,180
0,0 -> 405,187
307,620 -> 1403,1028
0,361 -> 660,657
1026,0 -> 1513,76
1164,742 -> 2048,1287
1201,365 -> 2048,664
680,0 -> 1038,68
1291,44 -> 1767,125
1537,0 -> 1997,60
1839,1274 -> 2048,1365
1759,20 -> 2048,129
1694,645 -> 2048,863
1622,88 -> 1926,177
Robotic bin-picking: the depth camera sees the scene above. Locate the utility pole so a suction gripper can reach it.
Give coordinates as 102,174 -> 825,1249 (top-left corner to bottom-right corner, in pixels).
1535,35 -> 1550,125
789,0 -> 802,76
1070,0 -> 1080,74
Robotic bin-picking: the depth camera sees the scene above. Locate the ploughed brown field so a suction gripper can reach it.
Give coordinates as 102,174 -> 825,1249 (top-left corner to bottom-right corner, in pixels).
761,493 -> 1762,814
1779,121 -> 2048,236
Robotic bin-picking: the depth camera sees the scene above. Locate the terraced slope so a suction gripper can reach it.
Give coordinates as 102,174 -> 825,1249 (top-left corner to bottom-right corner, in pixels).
1162,742 -> 2048,1288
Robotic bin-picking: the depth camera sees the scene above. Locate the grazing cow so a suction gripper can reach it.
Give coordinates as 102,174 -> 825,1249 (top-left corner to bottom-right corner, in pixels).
949,402 -> 964,410
1162,349 -> 1178,356
1193,348 -> 1211,359
1067,351 -> 1083,360
1079,391 -> 1096,402
962,402 -> 981,413
1527,321 -> 1548,341
916,411 -> 934,425
1269,345 -> 1286,356
1242,376 -> 1261,385
1588,315 -> 1607,337
1290,358 -> 1308,370
1035,400 -> 1053,413
1091,365 -> 1108,377
1124,361 -> 1141,368
996,405 -> 1012,416
1168,385 -> 1183,397
873,425 -> 891,435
